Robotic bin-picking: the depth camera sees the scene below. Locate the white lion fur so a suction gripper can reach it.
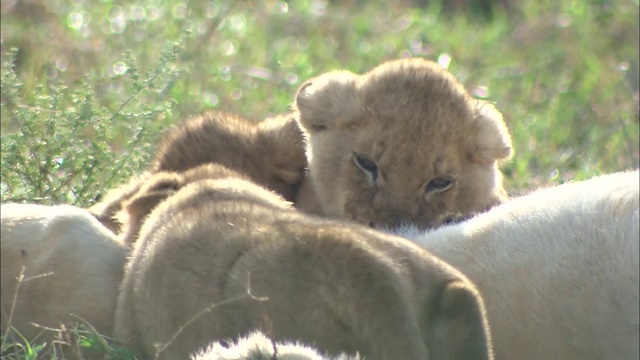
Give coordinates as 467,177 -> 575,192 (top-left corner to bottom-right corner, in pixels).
190,331 -> 361,360
392,170 -> 639,359
0,203 -> 127,342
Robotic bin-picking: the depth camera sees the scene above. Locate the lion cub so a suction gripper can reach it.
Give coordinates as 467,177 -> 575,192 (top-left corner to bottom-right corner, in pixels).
294,57 -> 513,229
89,111 -> 306,234
115,163 -> 246,244
151,111 -> 305,201
114,164 -> 493,360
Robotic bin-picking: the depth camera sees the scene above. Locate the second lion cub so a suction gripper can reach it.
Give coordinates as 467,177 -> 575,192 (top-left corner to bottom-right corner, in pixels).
89,111 -> 306,234
294,57 -> 513,229
114,164 -> 493,360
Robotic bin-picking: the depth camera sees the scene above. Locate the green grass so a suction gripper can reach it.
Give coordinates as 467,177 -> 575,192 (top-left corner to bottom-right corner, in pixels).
1,0 -> 638,358
1,320 -> 136,359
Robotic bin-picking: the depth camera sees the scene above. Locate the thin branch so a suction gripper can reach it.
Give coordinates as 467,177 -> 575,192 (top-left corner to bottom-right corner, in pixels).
153,271 -> 268,359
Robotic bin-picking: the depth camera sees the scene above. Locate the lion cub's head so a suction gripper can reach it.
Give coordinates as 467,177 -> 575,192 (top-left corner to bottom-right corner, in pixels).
294,58 -> 512,229
152,111 -> 306,203
90,111 -> 306,234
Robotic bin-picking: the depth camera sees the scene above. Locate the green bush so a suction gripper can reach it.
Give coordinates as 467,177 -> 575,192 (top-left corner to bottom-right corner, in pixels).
1,41 -> 184,206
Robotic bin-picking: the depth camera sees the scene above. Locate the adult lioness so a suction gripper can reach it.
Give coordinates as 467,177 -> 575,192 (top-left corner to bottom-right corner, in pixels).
394,170 -> 640,359
1,203 -> 127,349
294,57 -> 512,229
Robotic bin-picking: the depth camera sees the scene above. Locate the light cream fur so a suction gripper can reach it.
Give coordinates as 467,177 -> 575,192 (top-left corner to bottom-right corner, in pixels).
294,57 -> 512,229
113,166 -> 493,360
190,331 -> 362,360
0,203 -> 127,343
393,170 -> 640,359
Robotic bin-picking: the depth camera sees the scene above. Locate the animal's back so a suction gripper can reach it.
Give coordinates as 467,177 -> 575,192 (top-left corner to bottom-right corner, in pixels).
117,178 -> 492,360
1,203 -> 127,341
399,170 -> 639,359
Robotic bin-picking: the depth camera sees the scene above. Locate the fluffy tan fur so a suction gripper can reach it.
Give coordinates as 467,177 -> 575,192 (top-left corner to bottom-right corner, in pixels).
116,163 -> 249,245
88,171 -> 152,233
113,165 -> 493,360
294,57 -> 512,229
394,170 -> 640,359
1,204 -> 127,344
88,111 -> 306,234
152,111 -> 306,202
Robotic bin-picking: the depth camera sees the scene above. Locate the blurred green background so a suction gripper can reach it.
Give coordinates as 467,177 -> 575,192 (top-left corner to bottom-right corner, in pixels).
1,0 -> 638,207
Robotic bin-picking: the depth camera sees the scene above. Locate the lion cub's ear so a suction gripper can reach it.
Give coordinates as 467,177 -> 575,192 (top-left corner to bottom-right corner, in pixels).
257,114 -> 307,186
428,281 -> 494,360
88,172 -> 151,233
294,70 -> 361,133
469,100 -> 513,165
125,175 -> 182,217
117,173 -> 182,244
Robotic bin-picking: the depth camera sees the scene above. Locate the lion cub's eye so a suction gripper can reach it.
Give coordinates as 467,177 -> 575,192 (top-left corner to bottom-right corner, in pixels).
425,176 -> 454,194
353,152 -> 378,181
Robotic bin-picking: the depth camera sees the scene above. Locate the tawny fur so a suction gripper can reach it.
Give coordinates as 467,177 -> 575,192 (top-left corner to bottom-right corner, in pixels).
88,171 -> 152,233
0,204 -> 127,343
113,166 -> 493,360
190,331 -> 362,360
116,163 -> 248,245
393,170 -> 640,360
294,57 -> 512,229
89,111 -> 306,234
152,111 -> 306,202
